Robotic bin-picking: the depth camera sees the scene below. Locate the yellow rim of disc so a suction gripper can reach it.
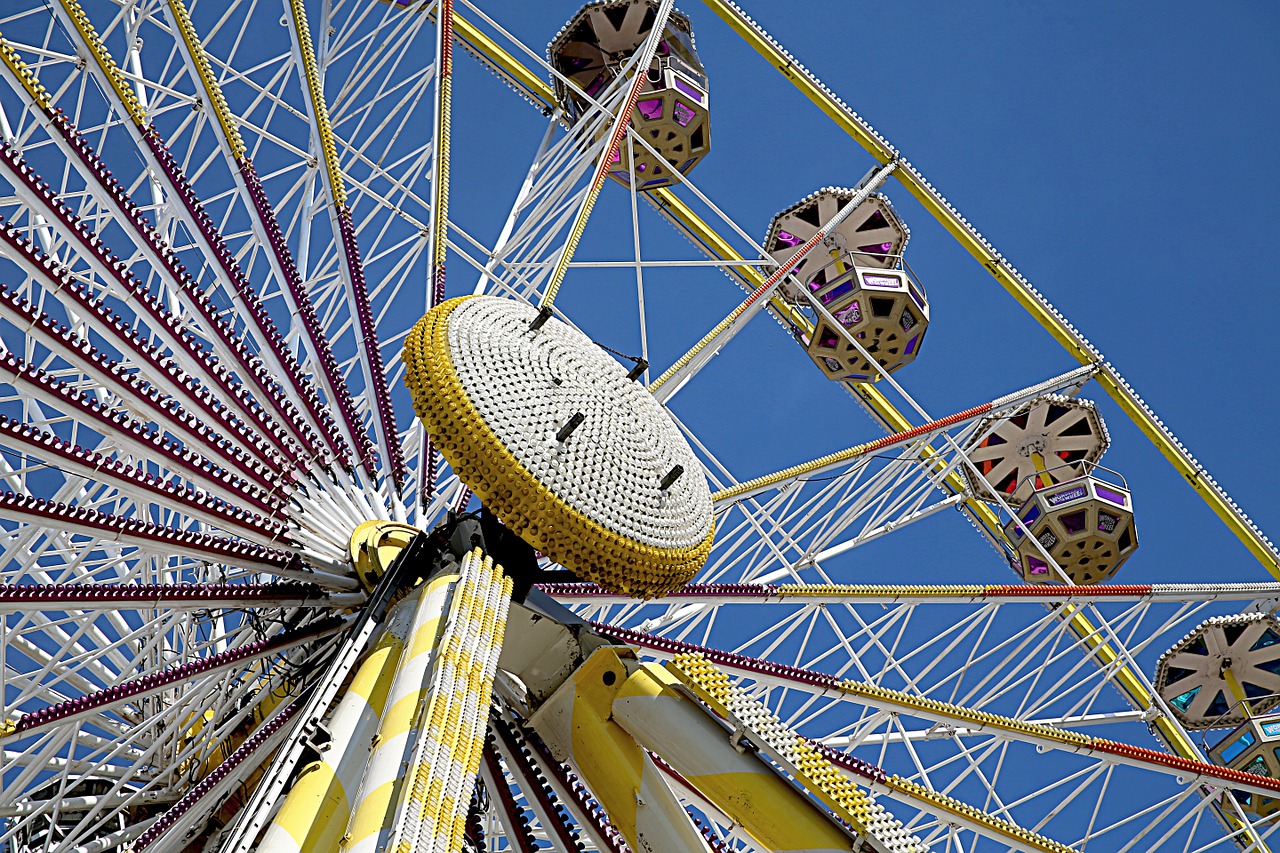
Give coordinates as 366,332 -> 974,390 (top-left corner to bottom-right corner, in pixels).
402,295 -> 713,598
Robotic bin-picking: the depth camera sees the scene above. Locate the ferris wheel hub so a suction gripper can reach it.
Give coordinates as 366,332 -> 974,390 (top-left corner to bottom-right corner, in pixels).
402,295 -> 714,598
348,520 -> 421,591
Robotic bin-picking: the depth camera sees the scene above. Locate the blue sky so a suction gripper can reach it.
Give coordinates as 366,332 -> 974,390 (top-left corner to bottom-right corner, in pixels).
445,0 -> 1280,591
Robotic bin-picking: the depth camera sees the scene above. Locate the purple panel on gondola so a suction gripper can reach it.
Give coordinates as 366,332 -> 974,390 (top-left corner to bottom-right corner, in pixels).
777,230 -> 803,248
1060,510 -> 1087,534
819,281 -> 853,305
637,98 -> 664,120
674,78 -> 703,102
909,282 -> 928,311
1096,486 -> 1127,507
834,301 -> 861,326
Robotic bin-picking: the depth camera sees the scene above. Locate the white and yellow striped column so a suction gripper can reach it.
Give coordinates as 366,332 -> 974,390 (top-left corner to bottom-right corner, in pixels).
257,590 -> 420,853
529,647 -> 713,853
611,661 -> 857,853
340,570 -> 459,853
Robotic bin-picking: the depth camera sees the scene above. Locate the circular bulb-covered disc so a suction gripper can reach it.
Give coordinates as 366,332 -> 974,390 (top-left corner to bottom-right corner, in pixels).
403,295 -> 714,597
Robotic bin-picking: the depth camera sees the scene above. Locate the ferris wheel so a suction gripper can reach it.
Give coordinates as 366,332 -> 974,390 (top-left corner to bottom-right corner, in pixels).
0,0 -> 1277,851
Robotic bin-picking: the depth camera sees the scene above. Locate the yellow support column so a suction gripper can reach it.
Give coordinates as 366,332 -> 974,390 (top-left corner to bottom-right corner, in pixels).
529,647 -> 713,853
259,521 -> 424,853
258,591 -> 418,853
341,571 -> 458,853
388,549 -> 513,853
611,661 -> 858,852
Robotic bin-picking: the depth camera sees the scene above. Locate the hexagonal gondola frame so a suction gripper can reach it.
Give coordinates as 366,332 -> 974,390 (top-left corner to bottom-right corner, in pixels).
1156,613 -> 1280,731
801,264 -> 930,382
963,395 -> 1111,506
764,188 -> 909,303
1003,461 -> 1137,585
550,0 -> 710,191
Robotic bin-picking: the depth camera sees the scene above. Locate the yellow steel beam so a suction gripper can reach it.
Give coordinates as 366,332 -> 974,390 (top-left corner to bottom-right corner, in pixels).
668,653 -> 1073,853
0,39 -> 52,111
285,0 -> 347,208
613,658 -> 867,852
166,0 -> 246,160
451,14 -> 554,107
429,0 -> 456,283
55,0 -> 147,125
528,647 -> 713,852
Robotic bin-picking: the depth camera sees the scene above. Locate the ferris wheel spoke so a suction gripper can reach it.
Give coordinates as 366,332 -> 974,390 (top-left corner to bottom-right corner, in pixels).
0,363 -> 281,514
589,595 -> 1246,786
0,316 -> 292,506
3,614 -> 345,743
5,620 -> 138,704
124,697 -> 305,853
4,657 -> 267,790
665,353 -> 1184,765
0,135 -> 318,474
539,0 -> 675,311
478,743 -> 560,853
157,0 -> 371,472
709,427 -> 972,562
0,496 -> 350,585
280,0 -> 405,488
694,377 -> 1097,594
627,422 -> 974,612
0,365 -> 284,519
0,617 -> 342,837
148,22 -> 392,493
548,581 -> 1280,610
40,3 -> 350,474
0,581 -> 347,610
482,731 -> 591,853
0,328 -> 287,503
0,417 -> 289,545
0,409 -> 291,562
